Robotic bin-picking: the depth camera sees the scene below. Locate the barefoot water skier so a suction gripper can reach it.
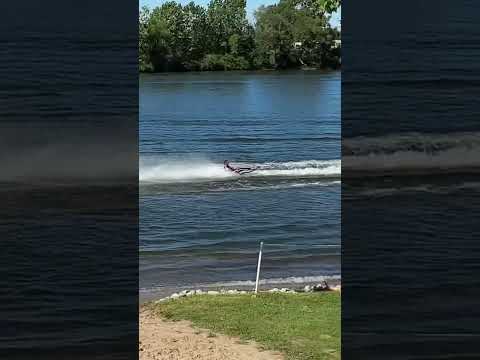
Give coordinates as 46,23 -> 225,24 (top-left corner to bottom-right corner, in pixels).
224,160 -> 257,175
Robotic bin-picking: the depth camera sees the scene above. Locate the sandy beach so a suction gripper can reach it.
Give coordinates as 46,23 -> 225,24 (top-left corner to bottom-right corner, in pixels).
140,308 -> 284,360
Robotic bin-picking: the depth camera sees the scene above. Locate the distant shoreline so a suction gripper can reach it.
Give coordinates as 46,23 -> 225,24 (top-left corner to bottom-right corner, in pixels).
139,66 -> 341,75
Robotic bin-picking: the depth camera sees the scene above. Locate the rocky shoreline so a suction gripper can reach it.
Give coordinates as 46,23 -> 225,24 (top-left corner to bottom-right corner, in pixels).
154,281 -> 341,303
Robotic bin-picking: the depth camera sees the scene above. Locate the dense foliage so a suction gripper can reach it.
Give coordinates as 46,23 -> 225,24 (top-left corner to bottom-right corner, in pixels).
139,0 -> 340,72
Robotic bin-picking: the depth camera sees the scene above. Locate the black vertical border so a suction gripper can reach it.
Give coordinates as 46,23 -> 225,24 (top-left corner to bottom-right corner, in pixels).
342,1 -> 480,358
0,1 -> 139,359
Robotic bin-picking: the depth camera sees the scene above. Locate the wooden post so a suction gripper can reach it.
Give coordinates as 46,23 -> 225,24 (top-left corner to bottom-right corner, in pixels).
255,242 -> 264,294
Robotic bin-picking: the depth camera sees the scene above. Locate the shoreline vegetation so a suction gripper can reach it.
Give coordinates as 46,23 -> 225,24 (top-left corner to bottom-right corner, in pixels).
140,0 -> 341,73
144,291 -> 340,360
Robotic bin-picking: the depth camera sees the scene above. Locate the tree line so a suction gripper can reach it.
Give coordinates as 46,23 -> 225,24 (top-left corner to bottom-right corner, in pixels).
139,0 -> 340,72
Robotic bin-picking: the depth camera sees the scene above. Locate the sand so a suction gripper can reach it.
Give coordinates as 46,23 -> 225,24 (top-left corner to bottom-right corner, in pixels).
140,308 -> 284,360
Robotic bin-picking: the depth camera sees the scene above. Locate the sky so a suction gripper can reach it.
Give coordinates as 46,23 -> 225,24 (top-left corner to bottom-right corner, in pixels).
140,0 -> 341,28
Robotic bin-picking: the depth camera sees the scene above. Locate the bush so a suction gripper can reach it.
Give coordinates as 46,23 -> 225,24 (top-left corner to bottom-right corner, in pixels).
200,54 -> 250,71
221,54 -> 250,70
200,54 -> 225,71
139,61 -> 154,73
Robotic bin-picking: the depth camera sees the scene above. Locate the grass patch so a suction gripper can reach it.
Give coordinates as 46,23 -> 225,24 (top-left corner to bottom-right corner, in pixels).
148,292 -> 340,360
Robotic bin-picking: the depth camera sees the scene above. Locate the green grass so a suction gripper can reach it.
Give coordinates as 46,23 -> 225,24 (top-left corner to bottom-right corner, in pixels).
148,292 -> 340,360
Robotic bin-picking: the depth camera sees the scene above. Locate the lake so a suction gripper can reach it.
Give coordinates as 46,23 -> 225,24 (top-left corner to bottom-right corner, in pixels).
139,71 -> 340,299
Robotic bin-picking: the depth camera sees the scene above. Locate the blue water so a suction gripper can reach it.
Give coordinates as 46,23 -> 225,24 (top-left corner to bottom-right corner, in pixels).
139,71 -> 340,298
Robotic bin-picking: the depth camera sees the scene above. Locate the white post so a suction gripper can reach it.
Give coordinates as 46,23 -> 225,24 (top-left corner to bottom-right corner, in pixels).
255,242 -> 264,294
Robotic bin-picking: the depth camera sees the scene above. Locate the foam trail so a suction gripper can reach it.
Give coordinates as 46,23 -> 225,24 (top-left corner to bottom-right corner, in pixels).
140,157 -> 341,183
140,158 -> 234,183
254,160 -> 340,177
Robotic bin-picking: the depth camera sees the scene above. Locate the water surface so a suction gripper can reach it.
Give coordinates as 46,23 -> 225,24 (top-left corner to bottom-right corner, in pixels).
140,71 -> 340,299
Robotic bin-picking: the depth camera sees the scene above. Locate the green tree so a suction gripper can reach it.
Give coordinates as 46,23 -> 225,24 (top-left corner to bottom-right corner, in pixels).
155,2 -> 188,60
139,0 -> 340,72
317,0 -> 340,14
143,2 -> 207,71
139,6 -> 153,72
254,1 -> 299,68
145,8 -> 174,72
182,2 -> 209,66
254,0 -> 340,69
206,0 -> 249,53
296,0 -> 340,16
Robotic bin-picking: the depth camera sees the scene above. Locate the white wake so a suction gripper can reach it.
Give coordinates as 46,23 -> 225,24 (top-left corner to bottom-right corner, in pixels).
140,157 -> 341,183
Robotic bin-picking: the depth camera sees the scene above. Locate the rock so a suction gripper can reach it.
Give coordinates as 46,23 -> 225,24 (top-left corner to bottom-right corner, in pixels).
207,291 -> 219,295
304,285 -> 313,293
279,288 -> 297,293
313,281 -> 330,292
